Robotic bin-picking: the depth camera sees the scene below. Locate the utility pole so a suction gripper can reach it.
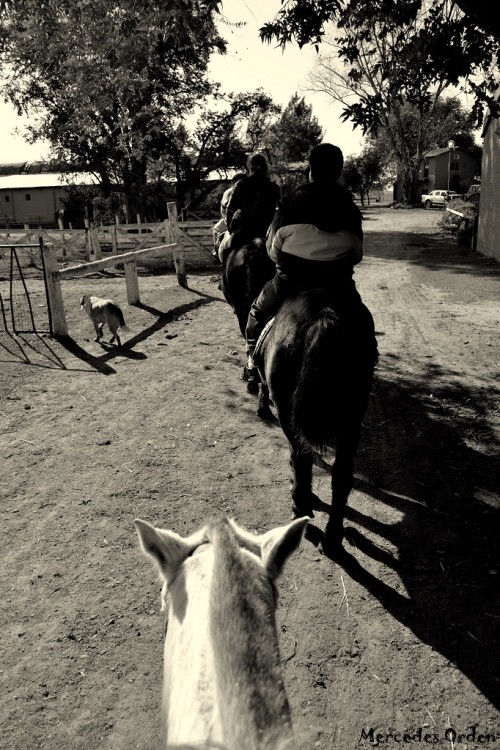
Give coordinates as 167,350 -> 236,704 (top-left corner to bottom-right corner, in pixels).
447,139 -> 456,191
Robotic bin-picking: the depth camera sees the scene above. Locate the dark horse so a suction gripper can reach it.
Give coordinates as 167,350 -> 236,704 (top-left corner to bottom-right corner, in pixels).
220,225 -> 275,338
222,234 -> 376,556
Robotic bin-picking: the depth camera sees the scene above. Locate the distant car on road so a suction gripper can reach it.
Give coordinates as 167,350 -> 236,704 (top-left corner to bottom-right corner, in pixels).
421,190 -> 462,209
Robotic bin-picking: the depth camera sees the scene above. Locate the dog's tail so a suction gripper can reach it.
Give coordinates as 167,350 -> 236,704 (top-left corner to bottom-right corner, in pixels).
116,307 -> 131,332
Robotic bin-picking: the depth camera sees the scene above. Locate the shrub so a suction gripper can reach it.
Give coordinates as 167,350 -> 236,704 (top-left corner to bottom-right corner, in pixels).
437,198 -> 477,245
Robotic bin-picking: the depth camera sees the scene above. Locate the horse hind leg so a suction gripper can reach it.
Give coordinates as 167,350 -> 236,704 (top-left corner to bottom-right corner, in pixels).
289,442 -> 316,519
257,382 -> 273,420
109,331 -> 121,347
322,433 -> 357,556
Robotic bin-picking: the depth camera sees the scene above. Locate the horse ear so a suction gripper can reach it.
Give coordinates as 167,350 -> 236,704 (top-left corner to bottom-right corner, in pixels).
134,519 -> 202,584
261,517 -> 309,580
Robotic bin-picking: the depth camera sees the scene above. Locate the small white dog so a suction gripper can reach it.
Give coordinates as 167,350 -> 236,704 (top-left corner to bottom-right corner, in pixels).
80,295 -> 130,347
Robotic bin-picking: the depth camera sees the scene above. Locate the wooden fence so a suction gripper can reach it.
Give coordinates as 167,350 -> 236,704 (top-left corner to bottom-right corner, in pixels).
0,212 -> 217,268
42,202 -> 188,337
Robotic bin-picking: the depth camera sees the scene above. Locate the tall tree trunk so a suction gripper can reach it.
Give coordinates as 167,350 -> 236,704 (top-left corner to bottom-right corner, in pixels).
122,157 -> 147,222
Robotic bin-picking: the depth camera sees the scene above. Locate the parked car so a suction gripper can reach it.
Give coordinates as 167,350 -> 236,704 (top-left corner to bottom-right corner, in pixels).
421,190 -> 462,209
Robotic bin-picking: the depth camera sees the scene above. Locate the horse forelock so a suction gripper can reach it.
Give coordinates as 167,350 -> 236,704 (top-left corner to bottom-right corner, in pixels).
161,518 -> 293,748
204,517 -> 291,747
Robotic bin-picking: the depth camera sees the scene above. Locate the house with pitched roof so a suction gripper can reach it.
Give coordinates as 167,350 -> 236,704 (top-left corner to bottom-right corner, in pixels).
419,145 -> 477,195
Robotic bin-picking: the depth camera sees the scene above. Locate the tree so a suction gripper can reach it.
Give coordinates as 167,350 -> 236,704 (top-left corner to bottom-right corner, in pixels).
152,90 -> 279,212
260,1 -> 500,135
342,157 -> 363,199
367,97 -> 482,200
264,93 -> 323,163
306,22 -> 483,202
343,147 -> 385,205
0,0 -> 225,220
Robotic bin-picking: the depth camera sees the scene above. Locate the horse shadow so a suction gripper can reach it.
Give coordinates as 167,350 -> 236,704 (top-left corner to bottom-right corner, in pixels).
310,354 -> 499,708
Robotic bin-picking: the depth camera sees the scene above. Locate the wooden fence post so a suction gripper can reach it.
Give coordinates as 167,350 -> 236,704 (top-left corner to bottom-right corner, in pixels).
167,202 -> 187,289
111,224 -> 118,256
92,226 -> 102,259
84,228 -> 91,261
124,260 -> 140,304
41,240 -> 68,337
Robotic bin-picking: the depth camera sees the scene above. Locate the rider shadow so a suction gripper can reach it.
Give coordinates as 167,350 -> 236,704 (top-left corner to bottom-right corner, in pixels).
317,356 -> 499,709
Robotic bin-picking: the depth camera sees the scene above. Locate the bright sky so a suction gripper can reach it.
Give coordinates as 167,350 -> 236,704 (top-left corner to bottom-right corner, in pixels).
0,0 -> 364,164
209,0 -> 364,156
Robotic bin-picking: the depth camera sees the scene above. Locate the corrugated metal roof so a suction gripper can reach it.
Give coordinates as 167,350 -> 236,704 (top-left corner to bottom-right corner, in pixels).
0,162 -> 29,176
0,172 -> 99,189
0,160 -> 70,176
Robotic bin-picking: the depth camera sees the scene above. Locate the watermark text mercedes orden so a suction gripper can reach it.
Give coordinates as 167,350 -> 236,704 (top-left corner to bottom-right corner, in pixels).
358,725 -> 499,745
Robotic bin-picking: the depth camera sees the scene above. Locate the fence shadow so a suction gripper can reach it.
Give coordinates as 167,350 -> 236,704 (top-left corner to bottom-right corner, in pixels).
58,295 -> 219,372
0,331 -> 93,372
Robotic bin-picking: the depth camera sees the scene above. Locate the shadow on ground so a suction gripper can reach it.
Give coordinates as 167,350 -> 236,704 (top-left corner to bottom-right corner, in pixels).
317,355 -> 500,709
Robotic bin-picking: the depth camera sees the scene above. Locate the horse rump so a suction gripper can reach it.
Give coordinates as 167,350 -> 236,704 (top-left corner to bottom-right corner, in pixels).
288,300 -> 374,452
259,289 -> 376,553
221,238 -> 274,336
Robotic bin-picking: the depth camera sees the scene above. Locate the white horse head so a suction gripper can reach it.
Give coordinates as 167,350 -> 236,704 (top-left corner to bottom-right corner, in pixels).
135,514 -> 309,750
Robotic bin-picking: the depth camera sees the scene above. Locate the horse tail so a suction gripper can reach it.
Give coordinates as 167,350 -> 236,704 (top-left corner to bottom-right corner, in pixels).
290,310 -> 345,450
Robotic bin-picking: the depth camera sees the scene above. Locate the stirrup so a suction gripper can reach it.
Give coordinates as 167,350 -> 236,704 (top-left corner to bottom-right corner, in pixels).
242,364 -> 258,382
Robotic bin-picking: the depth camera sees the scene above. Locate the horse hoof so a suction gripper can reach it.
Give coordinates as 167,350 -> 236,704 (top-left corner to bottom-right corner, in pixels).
319,533 -> 344,559
246,379 -> 259,394
321,525 -> 344,559
258,406 -> 273,420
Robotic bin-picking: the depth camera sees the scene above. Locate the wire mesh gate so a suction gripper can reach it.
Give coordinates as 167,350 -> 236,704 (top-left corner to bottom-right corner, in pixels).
0,238 -> 53,335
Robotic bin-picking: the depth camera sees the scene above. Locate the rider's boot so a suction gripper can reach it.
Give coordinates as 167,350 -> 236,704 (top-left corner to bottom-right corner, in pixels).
242,349 -> 260,393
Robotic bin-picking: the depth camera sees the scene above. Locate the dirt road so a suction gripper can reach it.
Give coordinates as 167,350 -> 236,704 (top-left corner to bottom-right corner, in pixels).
1,208 -> 499,749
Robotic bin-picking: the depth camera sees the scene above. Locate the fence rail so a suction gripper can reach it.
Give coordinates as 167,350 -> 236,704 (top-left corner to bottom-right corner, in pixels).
0,213 -> 217,267
41,202 -> 188,337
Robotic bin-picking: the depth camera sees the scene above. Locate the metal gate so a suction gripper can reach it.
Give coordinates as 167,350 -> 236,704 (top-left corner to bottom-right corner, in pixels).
0,238 -> 53,335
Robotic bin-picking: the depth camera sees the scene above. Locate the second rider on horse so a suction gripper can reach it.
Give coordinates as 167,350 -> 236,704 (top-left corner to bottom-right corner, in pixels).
243,142 -> 377,388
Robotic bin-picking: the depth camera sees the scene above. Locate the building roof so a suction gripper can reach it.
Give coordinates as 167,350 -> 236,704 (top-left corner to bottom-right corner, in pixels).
0,160 -> 98,188
424,146 -> 470,158
0,172 -> 99,189
0,160 -> 73,176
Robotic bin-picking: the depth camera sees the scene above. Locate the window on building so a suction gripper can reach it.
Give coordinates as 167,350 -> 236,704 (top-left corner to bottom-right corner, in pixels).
450,163 -> 460,172
4,195 -> 10,202
25,194 -> 31,201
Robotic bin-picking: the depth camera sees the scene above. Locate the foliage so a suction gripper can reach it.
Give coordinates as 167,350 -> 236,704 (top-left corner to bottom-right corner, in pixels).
0,0 -> 225,218
306,16 -> 484,203
152,91 -> 324,211
260,1 -> 500,134
366,97 -> 483,199
264,93 -> 323,163
151,89 -> 279,210
343,147 -> 385,204
437,197 -> 477,244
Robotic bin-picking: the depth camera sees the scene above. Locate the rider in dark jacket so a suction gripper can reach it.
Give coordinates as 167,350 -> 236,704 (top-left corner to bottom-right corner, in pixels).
225,152 -> 281,241
243,143 -> 377,385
